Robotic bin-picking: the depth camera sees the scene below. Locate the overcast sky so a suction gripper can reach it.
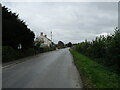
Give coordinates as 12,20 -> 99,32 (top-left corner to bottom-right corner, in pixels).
2,2 -> 118,44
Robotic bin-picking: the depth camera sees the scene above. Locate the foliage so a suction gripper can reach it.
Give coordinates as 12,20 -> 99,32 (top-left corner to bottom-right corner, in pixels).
57,41 -> 65,49
66,42 -> 72,47
74,27 -> 120,72
70,49 -> 120,88
2,6 -> 36,62
2,6 -> 35,50
2,46 -> 23,62
24,48 -> 35,56
2,6 -> 56,62
2,45 -> 56,62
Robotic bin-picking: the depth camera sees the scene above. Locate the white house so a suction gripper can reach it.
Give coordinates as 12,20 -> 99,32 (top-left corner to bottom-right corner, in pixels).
35,32 -> 52,47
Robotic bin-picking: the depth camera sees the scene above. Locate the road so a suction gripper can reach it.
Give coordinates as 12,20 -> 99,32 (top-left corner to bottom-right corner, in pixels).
3,48 -> 83,88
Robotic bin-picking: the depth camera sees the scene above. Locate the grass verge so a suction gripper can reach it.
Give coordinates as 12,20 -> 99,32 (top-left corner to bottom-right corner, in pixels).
70,49 -> 120,88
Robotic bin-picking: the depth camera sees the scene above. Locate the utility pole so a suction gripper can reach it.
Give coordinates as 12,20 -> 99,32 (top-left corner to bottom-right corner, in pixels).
51,31 -> 52,46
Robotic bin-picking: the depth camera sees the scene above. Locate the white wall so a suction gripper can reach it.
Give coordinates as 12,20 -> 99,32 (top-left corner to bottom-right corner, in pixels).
37,35 -> 52,47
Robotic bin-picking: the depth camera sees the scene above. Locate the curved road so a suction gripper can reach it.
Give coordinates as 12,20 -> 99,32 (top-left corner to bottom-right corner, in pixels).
3,48 -> 82,88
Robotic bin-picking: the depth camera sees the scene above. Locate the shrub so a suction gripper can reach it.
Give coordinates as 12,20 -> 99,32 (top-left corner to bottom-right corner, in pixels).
2,46 -> 20,62
24,48 -> 35,56
73,27 -> 120,72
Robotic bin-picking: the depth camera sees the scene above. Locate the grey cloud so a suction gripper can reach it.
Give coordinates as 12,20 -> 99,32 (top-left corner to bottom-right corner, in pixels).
2,2 -> 118,43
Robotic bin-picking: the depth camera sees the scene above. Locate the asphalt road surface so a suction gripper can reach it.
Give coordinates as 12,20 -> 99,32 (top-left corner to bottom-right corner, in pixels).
3,48 -> 83,88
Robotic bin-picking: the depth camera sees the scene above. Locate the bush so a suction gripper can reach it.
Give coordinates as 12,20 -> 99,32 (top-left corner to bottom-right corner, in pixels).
24,48 -> 35,56
43,47 -> 56,52
2,45 -> 56,63
2,46 -> 21,62
73,27 -> 120,72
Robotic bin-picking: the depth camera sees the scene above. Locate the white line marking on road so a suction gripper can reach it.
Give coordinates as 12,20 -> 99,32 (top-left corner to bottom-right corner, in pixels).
2,61 -> 26,69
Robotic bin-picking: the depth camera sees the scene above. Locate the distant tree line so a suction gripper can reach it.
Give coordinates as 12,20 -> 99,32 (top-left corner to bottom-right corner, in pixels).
74,27 -> 120,72
66,42 -> 72,47
57,41 -> 65,49
57,41 -> 72,49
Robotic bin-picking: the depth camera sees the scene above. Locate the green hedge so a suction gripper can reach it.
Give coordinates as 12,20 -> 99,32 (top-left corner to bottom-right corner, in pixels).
2,46 -> 56,62
74,28 -> 120,72
2,46 -> 23,62
24,48 -> 35,56
2,46 -> 36,62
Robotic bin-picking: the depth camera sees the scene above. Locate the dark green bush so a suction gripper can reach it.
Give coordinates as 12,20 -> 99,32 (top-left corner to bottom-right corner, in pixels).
2,46 -> 56,63
32,46 -> 56,54
43,47 -> 56,52
2,46 -> 21,62
24,48 -> 35,56
74,27 -> 120,72
2,6 -> 35,50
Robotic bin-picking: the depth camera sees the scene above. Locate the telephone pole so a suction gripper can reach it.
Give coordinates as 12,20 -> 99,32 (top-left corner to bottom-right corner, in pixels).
51,31 -> 52,46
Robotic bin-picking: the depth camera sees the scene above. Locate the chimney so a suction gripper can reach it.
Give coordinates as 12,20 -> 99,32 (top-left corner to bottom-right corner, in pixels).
44,35 -> 47,37
41,32 -> 43,36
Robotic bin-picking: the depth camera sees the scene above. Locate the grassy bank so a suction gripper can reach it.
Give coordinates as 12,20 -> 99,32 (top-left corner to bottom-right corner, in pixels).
70,49 -> 120,88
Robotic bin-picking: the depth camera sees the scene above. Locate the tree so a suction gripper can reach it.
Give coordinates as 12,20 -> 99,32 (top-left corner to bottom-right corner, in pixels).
74,27 -> 120,72
66,42 -> 72,47
58,41 -> 65,49
2,6 -> 35,50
